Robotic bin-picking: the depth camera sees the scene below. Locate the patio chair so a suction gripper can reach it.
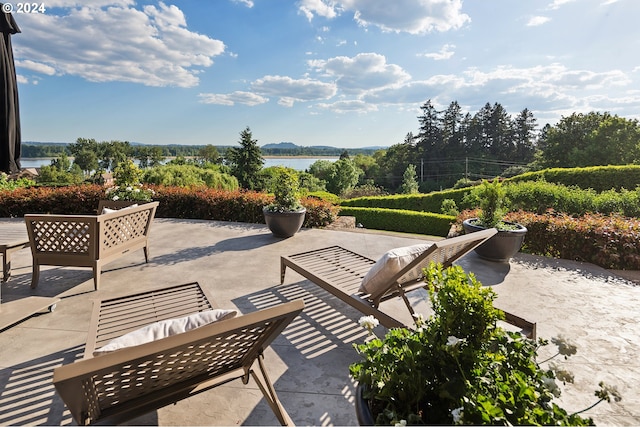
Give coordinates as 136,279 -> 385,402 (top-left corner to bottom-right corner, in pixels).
280,229 -> 536,339
25,201 -> 158,290
53,282 -> 304,426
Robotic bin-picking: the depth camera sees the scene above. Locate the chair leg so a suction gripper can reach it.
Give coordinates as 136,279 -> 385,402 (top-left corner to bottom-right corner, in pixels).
250,354 -> 293,426
2,251 -> 8,282
280,261 -> 287,285
143,244 -> 150,263
30,262 -> 40,289
93,264 -> 101,290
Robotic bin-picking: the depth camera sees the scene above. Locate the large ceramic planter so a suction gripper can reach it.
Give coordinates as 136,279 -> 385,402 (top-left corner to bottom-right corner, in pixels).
355,384 -> 375,426
462,218 -> 527,262
263,207 -> 306,238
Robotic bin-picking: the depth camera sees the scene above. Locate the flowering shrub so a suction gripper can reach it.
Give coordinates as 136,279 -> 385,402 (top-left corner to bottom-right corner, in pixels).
106,160 -> 154,202
349,263 -> 620,425
105,184 -> 154,202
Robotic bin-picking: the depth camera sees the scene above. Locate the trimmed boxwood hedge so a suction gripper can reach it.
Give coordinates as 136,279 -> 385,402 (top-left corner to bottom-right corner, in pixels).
340,187 -> 469,212
506,165 -> 640,191
339,206 -> 455,237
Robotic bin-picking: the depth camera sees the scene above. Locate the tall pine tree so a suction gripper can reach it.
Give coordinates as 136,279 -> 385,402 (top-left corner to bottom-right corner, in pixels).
226,126 -> 264,190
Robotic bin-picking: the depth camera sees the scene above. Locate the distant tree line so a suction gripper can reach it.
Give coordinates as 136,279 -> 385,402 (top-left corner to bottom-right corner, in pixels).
22,142 -> 379,160
22,101 -> 640,198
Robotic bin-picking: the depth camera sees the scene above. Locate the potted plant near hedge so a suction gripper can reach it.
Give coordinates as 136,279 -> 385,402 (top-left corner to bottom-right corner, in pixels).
103,160 -> 154,209
462,179 -> 527,262
263,167 -> 306,238
350,263 -> 620,426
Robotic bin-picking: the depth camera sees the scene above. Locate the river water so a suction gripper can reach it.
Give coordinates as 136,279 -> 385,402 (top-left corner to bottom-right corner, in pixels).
19,157 -> 338,172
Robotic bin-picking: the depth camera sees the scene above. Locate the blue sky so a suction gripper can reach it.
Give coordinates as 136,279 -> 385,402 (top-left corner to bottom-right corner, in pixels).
9,0 -> 640,148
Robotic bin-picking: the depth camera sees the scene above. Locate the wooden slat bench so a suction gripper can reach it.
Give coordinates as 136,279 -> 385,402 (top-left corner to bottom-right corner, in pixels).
24,201 -> 158,290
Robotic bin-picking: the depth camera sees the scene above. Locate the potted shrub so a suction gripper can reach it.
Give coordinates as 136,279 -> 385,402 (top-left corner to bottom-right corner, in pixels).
462,179 -> 527,262
103,160 -> 155,209
263,167 -> 306,238
350,262 -> 620,426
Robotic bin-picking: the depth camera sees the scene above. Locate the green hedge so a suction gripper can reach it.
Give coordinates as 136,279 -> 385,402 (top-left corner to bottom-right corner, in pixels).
340,188 -> 469,212
339,206 -> 454,237
0,185 -> 339,228
507,165 -> 640,191
343,179 -> 640,218
499,181 -> 640,217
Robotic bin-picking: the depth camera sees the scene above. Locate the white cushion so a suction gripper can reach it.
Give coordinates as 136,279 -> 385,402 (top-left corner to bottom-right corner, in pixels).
93,308 -> 237,356
101,204 -> 138,215
359,243 -> 433,295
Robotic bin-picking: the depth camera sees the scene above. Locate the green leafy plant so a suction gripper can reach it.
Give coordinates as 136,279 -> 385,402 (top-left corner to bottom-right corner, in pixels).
106,160 -> 154,202
350,263 -> 620,425
0,173 -> 35,190
264,166 -> 304,213
470,179 -> 508,228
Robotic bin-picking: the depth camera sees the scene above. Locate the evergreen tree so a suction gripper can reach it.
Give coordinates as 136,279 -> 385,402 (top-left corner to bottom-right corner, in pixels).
225,126 -> 264,190
512,108 -> 537,163
400,164 -> 419,194
416,100 -> 442,158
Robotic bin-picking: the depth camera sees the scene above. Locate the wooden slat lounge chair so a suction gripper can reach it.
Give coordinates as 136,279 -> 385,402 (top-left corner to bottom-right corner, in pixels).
280,229 -> 536,339
53,282 -> 304,426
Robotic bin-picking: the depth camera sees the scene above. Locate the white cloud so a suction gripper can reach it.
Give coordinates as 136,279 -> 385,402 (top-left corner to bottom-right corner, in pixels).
309,52 -> 411,93
12,1 -> 225,87
198,91 -> 268,106
232,0 -> 254,8
300,0 -> 470,34
419,44 -> 455,60
316,99 -> 378,113
250,75 -> 337,105
298,0 -> 339,21
547,0 -> 577,10
527,16 -> 551,26
358,63 -> 636,124
16,59 -> 56,75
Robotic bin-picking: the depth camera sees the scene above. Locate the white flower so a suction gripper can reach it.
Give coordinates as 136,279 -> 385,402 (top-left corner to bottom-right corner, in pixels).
446,335 -> 466,347
394,420 -> 406,427
451,407 -> 464,424
377,380 -> 385,390
126,186 -> 133,191
542,375 -> 561,397
112,195 -> 120,201
359,315 -> 379,332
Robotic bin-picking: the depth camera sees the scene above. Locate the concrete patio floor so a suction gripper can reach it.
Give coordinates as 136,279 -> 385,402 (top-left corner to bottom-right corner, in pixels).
0,217 -> 639,426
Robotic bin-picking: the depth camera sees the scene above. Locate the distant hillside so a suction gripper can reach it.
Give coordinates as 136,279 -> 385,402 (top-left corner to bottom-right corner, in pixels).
261,142 -> 385,156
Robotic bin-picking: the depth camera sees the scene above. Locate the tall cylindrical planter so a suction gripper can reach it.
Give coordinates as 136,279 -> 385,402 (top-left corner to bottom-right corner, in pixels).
263,207 -> 306,238
462,218 -> 527,262
355,384 -> 375,426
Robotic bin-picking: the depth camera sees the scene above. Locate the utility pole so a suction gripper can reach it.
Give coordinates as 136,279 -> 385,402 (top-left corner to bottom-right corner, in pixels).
420,159 -> 424,182
465,157 -> 468,180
